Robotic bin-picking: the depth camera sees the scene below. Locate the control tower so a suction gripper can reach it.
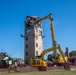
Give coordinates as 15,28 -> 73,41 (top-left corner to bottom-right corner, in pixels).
24,16 -> 43,64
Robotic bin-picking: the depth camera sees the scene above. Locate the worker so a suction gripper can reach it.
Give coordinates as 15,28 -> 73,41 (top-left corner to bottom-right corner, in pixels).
8,58 -> 13,71
3,54 -> 9,66
14,59 -> 18,68
14,59 -> 19,72
3,56 -> 8,62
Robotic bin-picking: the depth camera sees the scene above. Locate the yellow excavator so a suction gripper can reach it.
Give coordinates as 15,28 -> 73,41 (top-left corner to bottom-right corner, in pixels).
30,13 -> 70,71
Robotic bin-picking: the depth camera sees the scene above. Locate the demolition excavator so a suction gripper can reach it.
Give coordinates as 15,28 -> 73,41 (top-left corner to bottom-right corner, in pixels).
30,13 -> 70,71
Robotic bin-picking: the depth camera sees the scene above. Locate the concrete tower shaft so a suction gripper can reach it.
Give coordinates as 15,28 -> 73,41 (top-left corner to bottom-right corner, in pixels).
24,16 -> 43,64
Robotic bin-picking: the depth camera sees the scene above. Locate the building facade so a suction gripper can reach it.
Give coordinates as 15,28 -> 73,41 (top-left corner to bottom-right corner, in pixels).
24,16 -> 43,64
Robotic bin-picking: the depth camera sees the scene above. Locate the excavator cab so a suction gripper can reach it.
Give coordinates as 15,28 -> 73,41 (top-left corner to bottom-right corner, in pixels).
30,58 -> 46,71
30,58 -> 46,66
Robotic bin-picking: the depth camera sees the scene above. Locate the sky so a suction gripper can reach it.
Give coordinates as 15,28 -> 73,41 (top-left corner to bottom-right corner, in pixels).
0,0 -> 76,59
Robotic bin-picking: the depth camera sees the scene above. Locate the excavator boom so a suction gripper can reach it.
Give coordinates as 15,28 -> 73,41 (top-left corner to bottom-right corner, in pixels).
40,46 -> 58,60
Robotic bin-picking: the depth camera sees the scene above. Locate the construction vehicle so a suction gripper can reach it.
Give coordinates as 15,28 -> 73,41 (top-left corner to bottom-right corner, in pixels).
30,45 -> 68,71
30,13 -> 70,71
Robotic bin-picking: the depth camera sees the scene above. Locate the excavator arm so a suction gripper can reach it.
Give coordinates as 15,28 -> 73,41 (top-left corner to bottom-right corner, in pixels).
37,44 -> 67,63
58,44 -> 67,63
40,47 -> 58,60
35,13 -> 67,63
36,14 -> 57,57
36,14 -> 52,23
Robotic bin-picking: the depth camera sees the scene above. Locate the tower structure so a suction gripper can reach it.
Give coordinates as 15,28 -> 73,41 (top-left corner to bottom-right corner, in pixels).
24,16 -> 43,64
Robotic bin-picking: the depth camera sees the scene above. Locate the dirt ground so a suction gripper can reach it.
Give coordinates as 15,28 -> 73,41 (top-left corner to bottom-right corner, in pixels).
0,65 -> 76,73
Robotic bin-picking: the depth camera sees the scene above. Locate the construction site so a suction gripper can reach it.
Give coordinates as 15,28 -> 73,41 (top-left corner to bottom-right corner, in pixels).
0,0 -> 76,75
0,13 -> 76,74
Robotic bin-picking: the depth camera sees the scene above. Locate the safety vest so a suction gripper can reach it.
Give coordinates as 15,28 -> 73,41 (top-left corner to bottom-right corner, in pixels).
8,60 -> 12,65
